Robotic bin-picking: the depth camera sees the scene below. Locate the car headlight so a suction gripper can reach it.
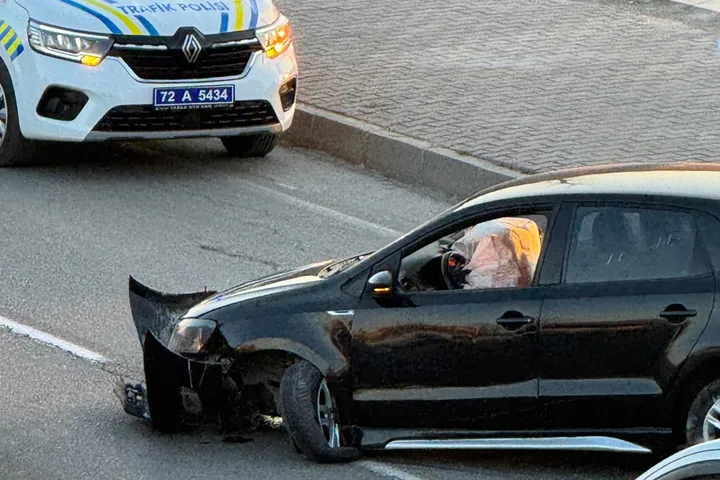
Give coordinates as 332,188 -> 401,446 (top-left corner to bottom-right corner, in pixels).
28,20 -> 113,66
256,14 -> 292,59
168,318 -> 217,355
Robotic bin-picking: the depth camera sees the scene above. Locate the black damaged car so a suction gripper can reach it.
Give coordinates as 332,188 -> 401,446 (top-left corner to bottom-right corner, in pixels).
118,162 -> 720,463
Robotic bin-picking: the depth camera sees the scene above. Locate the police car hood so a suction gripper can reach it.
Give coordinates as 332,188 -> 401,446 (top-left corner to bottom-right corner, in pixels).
17,0 -> 278,36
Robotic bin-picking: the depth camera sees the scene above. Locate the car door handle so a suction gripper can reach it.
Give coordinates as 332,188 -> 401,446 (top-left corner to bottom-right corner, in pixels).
496,312 -> 536,329
659,306 -> 697,323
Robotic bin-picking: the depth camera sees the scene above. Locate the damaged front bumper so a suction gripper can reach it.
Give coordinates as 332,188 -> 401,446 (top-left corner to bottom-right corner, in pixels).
115,331 -> 226,425
116,277 -> 235,432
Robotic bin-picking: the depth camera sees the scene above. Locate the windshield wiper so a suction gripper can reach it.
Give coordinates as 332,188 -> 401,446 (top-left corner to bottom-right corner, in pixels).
318,253 -> 371,278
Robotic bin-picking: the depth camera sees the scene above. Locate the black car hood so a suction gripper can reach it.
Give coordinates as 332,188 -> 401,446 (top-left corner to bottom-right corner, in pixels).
128,259 -> 332,346
184,267 -> 330,318
193,251 -> 375,315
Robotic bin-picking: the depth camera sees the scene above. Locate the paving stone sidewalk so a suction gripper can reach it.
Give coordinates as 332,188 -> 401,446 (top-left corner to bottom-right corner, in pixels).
275,0 -> 720,174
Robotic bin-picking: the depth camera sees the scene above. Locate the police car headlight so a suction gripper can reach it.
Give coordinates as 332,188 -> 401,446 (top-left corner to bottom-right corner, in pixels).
168,318 -> 217,355
28,20 -> 113,66
256,14 -> 292,59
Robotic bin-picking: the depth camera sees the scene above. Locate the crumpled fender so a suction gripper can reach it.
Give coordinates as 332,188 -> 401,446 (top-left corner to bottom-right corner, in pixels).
128,275 -> 217,348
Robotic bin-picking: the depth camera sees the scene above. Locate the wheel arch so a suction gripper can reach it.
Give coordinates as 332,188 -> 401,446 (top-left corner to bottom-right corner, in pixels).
669,351 -> 720,443
226,340 -> 335,418
0,8 -> 34,144
0,6 -> 30,90
234,337 -> 331,374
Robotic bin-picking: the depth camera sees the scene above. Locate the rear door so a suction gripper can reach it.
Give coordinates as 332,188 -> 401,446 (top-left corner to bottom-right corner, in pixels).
539,202 -> 716,430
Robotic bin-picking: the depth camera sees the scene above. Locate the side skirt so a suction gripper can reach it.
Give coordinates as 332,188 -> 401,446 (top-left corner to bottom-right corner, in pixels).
385,437 -> 650,453
359,428 -> 673,454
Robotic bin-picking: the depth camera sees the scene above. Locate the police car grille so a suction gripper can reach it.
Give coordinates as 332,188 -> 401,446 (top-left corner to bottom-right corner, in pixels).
93,100 -> 278,132
112,44 -> 257,80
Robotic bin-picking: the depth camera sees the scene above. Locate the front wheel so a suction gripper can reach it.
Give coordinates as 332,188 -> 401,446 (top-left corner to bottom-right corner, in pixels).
279,360 -> 361,463
221,133 -> 278,158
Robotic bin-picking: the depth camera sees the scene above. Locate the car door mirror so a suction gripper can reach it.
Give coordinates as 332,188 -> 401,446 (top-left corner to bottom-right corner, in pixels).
368,270 -> 394,297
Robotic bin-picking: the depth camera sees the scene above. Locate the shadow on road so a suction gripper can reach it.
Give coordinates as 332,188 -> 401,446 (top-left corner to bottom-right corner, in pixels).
23,138 -> 261,175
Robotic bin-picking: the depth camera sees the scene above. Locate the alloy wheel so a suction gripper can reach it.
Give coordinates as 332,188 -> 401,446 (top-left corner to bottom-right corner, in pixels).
316,379 -> 340,448
702,397 -> 720,441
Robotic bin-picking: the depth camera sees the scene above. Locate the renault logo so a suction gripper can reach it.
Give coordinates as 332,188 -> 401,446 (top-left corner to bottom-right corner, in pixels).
181,34 -> 202,63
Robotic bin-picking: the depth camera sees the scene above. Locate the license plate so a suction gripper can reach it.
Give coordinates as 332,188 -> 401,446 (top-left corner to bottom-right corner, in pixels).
153,85 -> 235,109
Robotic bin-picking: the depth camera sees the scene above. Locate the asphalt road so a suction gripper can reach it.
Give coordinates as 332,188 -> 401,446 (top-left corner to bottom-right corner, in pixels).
0,141 -> 654,479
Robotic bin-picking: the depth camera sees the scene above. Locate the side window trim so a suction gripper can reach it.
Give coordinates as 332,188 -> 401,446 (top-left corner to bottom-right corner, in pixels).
560,201 -> 711,285
537,201 -> 575,286
560,202 -> 582,286
696,210 -> 720,272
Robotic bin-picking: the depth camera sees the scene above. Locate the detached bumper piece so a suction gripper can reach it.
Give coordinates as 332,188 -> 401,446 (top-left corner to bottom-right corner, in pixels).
115,380 -> 149,420
92,100 -> 279,133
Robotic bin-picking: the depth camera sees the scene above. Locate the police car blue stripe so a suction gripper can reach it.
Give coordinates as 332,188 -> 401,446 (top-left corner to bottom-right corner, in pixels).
10,43 -> 24,60
3,32 -> 17,48
57,0 -> 122,34
249,0 -> 258,28
135,15 -> 159,35
219,12 -> 229,33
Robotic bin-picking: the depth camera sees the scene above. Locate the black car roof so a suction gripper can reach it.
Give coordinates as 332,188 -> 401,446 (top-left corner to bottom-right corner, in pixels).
456,162 -> 720,210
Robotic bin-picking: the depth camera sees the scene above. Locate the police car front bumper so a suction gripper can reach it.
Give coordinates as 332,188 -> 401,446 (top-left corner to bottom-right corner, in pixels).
15,41 -> 297,142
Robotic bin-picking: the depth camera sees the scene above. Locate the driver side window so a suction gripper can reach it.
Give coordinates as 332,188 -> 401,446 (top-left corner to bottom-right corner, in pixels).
398,213 -> 549,293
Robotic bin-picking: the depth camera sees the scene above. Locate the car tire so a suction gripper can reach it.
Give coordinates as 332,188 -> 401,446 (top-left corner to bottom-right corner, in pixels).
221,133 -> 278,158
685,378 -> 720,446
279,359 -> 362,463
0,59 -> 39,167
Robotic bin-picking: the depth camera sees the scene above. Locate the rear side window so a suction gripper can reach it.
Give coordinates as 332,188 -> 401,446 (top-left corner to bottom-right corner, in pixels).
564,206 -> 710,284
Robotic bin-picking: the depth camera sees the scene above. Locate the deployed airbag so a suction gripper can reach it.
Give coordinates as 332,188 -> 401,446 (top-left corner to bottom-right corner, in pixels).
452,217 -> 542,289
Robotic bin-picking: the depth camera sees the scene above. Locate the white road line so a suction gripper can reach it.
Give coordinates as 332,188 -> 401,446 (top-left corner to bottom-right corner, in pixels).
130,141 -> 407,238
358,460 -> 427,480
0,316 -> 109,364
240,178 -> 405,238
274,181 -> 298,190
0,316 -> 423,480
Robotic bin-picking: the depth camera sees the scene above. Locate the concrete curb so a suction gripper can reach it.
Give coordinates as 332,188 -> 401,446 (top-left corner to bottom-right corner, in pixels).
280,103 -> 525,202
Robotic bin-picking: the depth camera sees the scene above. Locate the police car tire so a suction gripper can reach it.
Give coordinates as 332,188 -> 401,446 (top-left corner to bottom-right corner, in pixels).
0,59 -> 37,167
221,133 -> 278,158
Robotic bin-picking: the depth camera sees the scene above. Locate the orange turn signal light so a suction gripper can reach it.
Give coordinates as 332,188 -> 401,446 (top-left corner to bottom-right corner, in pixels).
81,55 -> 102,67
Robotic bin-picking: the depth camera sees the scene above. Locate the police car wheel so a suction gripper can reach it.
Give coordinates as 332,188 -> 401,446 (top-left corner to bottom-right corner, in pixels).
221,133 -> 278,158
0,59 -> 37,167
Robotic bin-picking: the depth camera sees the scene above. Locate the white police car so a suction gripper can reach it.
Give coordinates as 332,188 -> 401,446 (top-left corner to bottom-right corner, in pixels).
0,0 -> 297,165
